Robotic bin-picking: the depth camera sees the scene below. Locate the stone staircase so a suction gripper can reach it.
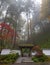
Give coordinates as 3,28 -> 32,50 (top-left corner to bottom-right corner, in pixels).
15,57 -> 33,63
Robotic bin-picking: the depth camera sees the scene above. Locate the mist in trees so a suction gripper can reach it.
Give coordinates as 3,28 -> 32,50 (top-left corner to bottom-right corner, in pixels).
0,0 -> 50,49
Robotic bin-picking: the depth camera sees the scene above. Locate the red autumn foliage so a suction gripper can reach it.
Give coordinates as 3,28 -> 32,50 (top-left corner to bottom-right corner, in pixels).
0,22 -> 18,39
32,45 -> 43,57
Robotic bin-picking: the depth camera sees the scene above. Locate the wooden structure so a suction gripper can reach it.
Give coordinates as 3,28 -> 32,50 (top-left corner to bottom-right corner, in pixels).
18,43 -> 34,57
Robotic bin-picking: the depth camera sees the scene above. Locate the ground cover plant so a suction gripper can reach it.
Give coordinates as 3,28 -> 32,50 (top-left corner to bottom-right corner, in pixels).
32,54 -> 50,62
32,45 -> 50,62
0,53 -> 19,64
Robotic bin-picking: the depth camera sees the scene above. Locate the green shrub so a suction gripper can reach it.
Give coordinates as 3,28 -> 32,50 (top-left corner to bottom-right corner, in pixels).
0,53 -> 19,63
32,56 -> 39,62
32,54 -> 48,62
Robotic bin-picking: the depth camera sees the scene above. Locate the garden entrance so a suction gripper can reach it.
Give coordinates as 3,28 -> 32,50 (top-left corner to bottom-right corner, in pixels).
18,43 -> 34,57
21,48 -> 31,57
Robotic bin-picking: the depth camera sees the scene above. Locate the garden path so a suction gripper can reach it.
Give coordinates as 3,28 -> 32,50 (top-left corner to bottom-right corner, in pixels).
15,57 -> 33,63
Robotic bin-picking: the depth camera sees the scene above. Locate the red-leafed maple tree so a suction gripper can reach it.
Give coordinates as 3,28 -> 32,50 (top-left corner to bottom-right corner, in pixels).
0,22 -> 18,49
32,45 -> 43,57
0,22 -> 15,40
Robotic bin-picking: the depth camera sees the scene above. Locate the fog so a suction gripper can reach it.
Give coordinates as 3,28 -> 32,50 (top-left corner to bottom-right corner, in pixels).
0,0 -> 50,45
